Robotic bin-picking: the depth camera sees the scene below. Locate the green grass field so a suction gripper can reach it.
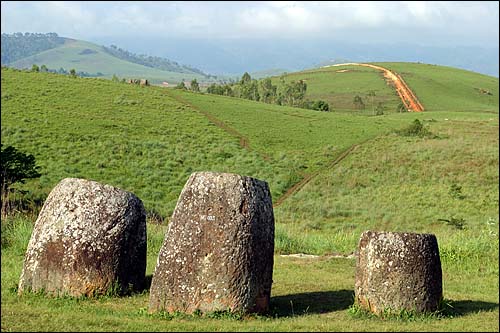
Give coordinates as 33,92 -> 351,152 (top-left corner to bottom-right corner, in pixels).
275,62 -> 499,114
1,213 -> 498,331
0,67 -> 411,217
372,62 -> 499,112
1,64 -> 498,331
8,39 -> 206,84
273,65 -> 401,113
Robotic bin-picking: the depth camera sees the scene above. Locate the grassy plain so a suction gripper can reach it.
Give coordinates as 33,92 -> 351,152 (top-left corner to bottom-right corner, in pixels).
1,64 -> 498,331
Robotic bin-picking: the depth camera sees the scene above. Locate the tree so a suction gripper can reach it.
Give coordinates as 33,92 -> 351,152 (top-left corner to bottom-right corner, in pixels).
240,80 -> 260,101
40,64 -> 48,72
31,64 -> 39,72
176,81 -> 187,90
1,144 -> 41,197
190,79 -> 200,92
70,68 -> 76,77
353,95 -> 365,109
367,90 -> 376,114
240,72 -> 251,85
112,74 -> 119,82
375,102 -> 385,115
260,78 -> 277,103
281,80 -> 307,107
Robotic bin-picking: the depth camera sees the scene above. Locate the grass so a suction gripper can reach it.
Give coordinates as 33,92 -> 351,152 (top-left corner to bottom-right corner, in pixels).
1,67 -> 281,217
275,113 -> 499,257
1,64 -> 499,331
167,88 -> 408,173
1,215 -> 498,331
1,67 -> 410,218
8,39 -> 206,84
273,65 -> 401,113
274,62 -> 499,114
372,62 -> 499,112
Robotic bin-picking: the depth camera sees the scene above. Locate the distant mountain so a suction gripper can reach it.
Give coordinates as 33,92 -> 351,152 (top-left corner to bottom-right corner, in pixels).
101,44 -> 211,78
90,36 -> 499,77
1,32 -> 66,64
1,32 -> 214,83
250,68 -> 290,79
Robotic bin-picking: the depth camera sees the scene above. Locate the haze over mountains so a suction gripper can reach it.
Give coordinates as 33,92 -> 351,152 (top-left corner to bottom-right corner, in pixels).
3,32 -> 497,81
90,36 -> 500,77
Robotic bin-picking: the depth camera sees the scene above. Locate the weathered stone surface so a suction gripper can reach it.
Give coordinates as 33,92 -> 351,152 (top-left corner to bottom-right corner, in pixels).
149,171 -> 274,314
18,178 -> 147,297
355,231 -> 442,314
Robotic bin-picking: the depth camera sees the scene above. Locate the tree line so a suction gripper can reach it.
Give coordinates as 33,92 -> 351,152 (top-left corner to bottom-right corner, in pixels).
200,72 -> 330,112
30,64 -> 104,78
1,32 -> 66,64
102,45 -> 215,79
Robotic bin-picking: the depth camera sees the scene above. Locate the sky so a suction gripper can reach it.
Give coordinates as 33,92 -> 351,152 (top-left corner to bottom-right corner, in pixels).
1,1 -> 499,48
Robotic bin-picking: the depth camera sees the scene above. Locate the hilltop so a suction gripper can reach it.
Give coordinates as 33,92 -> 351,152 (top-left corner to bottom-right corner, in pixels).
278,62 -> 499,113
1,32 -> 211,84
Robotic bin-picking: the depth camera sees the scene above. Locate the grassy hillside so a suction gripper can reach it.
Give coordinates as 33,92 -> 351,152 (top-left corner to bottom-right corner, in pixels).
8,39 -> 206,84
167,89 -> 407,173
1,67 -> 412,217
0,68 -> 273,217
276,112 -> 499,252
373,62 -> 499,112
273,65 -> 401,113
1,65 -> 498,331
276,63 -> 499,113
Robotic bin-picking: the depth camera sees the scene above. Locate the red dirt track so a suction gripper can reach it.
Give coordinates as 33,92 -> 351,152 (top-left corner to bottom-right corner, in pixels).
329,63 -> 425,112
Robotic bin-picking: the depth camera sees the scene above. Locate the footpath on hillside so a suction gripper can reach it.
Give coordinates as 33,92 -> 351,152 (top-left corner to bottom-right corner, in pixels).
165,64 -> 425,208
326,63 -> 425,112
166,91 -> 271,162
273,143 -> 362,208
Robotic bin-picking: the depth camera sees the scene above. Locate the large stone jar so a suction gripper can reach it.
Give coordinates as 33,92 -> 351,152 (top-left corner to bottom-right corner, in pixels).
18,178 -> 147,297
355,230 -> 442,314
149,172 -> 275,314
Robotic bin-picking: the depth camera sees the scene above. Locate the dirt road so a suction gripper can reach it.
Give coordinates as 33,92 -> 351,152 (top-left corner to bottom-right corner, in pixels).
326,63 -> 424,112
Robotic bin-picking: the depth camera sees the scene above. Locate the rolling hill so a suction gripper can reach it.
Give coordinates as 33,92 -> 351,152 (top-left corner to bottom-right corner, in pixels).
1,63 -> 498,331
2,33 -> 210,84
273,62 -> 498,113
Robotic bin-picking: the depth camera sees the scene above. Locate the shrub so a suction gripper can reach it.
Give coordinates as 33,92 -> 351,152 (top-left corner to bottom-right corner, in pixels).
396,119 -> 436,138
311,100 -> 330,112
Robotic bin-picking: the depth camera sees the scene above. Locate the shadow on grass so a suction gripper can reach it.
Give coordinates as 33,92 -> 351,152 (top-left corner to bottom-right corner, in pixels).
269,289 -> 354,317
443,300 -> 499,317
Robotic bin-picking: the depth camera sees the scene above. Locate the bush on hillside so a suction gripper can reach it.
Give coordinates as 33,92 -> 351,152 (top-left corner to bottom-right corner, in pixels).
396,119 -> 436,138
311,100 -> 330,112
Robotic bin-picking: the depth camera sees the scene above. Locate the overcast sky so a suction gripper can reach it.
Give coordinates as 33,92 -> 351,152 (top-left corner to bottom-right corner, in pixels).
1,1 -> 499,48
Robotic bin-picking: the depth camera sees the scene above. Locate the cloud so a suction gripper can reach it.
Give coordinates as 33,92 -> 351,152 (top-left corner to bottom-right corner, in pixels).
1,1 -> 498,47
